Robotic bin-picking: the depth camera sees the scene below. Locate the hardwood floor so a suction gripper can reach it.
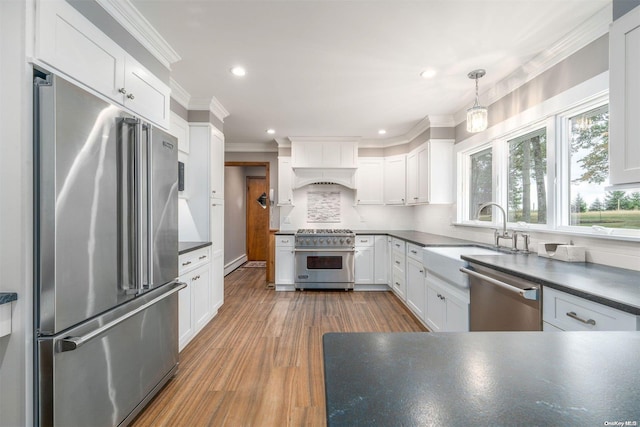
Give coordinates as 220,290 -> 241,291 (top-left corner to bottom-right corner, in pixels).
132,266 -> 426,427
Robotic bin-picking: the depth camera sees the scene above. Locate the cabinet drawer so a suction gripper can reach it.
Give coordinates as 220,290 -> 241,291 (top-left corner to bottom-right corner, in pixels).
276,235 -> 294,247
407,243 -> 423,261
543,287 -> 638,331
392,252 -> 405,272
179,247 -> 211,275
391,238 -> 405,254
355,236 -> 374,247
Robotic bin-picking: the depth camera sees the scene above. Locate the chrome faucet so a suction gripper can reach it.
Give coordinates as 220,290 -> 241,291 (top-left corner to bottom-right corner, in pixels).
475,202 -> 515,250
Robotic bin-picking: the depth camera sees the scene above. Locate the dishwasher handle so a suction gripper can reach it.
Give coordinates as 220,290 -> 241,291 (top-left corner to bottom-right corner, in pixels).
460,267 -> 539,301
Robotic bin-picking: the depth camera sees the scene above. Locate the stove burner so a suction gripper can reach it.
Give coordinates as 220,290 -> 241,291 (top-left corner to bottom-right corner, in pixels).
296,228 -> 354,234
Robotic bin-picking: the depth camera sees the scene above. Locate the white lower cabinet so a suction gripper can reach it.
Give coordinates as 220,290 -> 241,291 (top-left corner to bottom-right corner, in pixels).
178,246 -> 213,351
275,235 -> 295,285
373,236 -> 388,284
543,287 -> 639,331
425,274 -> 469,332
211,250 -> 224,312
406,258 -> 426,320
355,238 -> 374,285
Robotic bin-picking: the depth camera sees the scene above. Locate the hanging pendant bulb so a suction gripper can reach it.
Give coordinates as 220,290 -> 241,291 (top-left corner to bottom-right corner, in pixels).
466,69 -> 488,133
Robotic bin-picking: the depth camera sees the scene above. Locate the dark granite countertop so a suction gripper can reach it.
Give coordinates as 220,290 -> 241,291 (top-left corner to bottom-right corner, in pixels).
353,230 -> 475,247
0,293 -> 18,305
462,253 -> 640,315
178,241 -> 212,255
324,332 -> 640,426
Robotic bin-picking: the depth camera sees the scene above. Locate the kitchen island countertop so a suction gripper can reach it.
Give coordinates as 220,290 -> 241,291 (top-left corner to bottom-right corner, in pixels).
324,331 -> 640,426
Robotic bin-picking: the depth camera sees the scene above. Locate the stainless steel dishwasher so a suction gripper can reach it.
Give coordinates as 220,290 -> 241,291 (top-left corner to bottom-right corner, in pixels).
460,262 -> 542,331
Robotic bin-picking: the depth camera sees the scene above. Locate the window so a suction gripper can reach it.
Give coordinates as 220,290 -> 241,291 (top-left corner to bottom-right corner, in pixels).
469,148 -> 493,221
458,94 -> 640,238
568,105 -> 640,229
508,128 -> 547,224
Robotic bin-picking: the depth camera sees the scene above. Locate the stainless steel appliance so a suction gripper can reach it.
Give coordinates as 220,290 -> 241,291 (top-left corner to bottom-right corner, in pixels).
294,229 -> 355,290
34,72 -> 185,426
461,263 -> 541,331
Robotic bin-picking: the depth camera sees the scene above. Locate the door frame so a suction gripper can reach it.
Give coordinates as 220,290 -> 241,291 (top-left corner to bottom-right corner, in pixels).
224,161 -> 271,260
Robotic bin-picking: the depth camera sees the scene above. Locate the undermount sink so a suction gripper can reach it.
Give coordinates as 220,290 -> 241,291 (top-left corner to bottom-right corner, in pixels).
423,246 -> 506,289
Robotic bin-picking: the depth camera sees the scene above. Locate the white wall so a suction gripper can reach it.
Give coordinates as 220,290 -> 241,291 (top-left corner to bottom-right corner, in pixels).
0,1 -> 33,425
224,167 -> 246,265
279,184 -> 414,231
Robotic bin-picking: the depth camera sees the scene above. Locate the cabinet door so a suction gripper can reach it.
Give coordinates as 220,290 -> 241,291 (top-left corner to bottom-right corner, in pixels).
392,268 -> 406,300
123,55 -> 170,128
178,275 -> 193,351
211,250 -> 224,312
356,158 -> 384,204
406,151 -> 418,204
278,157 -> 293,205
384,156 -> 406,205
275,241 -> 295,285
192,265 -> 212,332
425,279 -> 446,332
355,246 -> 374,284
36,0 -> 126,103
210,201 -> 224,254
610,6 -> 640,185
374,236 -> 388,284
406,258 -> 425,320
445,293 -> 469,332
210,128 -> 225,199
416,145 -> 430,203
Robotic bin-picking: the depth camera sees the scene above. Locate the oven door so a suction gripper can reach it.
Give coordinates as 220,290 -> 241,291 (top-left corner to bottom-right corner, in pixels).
294,249 -> 354,288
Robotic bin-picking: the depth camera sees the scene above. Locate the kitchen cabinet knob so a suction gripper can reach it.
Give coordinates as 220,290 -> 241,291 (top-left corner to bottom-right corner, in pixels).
118,87 -> 127,94
413,197 -> 418,200
419,270 -> 424,274
126,93 -> 135,100
212,190 -> 216,194
182,261 -> 192,266
395,261 -> 400,265
411,250 -> 417,254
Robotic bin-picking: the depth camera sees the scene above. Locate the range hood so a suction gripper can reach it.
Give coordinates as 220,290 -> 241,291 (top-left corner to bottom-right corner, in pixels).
292,168 -> 357,189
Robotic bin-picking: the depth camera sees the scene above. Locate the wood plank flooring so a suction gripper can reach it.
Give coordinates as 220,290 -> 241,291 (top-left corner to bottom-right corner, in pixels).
132,266 -> 426,427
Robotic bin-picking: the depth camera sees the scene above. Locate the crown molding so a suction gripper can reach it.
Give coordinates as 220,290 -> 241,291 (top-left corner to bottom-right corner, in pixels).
225,142 -> 277,152
210,96 -> 230,123
95,0 -> 181,69
169,78 -> 190,109
275,138 -> 291,148
188,96 -> 230,123
358,114 -> 455,148
454,4 -> 611,125
288,136 -> 361,144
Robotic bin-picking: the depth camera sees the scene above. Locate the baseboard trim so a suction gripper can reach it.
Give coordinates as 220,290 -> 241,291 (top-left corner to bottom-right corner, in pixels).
224,254 -> 247,276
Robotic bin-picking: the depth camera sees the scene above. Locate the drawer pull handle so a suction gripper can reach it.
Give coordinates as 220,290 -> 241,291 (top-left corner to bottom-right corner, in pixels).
182,261 -> 192,266
395,261 -> 401,265
282,239 -> 289,243
360,239 -> 368,243
410,250 -> 417,254
566,311 -> 596,326
199,255 -> 207,260
395,244 -> 401,248
395,282 -> 400,286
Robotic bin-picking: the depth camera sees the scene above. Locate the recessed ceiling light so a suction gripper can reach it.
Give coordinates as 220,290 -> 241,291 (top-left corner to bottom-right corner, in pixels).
378,129 -> 387,135
230,66 -> 246,77
420,69 -> 437,79
266,129 -> 276,135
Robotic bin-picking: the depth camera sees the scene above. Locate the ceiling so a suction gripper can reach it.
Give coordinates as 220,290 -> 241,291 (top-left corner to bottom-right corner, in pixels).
130,0 -> 610,146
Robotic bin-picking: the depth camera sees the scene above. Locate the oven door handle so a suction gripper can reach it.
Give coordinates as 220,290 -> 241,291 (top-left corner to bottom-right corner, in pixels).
295,248 -> 354,252
460,267 -> 538,301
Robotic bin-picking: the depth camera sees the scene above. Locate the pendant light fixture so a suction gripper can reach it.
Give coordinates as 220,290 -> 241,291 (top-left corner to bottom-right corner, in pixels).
466,69 -> 488,133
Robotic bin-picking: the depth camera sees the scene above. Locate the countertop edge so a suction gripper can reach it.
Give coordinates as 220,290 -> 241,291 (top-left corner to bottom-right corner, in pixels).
0,292 -> 18,305
179,241 -> 212,255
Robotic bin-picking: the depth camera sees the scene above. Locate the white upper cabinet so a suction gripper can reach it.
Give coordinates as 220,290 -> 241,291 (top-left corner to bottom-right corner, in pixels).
291,139 -> 357,168
609,5 -> 640,185
406,140 -> 454,205
209,127 -> 225,200
355,158 -> 385,205
278,157 -> 294,206
35,0 -> 170,129
384,155 -> 406,205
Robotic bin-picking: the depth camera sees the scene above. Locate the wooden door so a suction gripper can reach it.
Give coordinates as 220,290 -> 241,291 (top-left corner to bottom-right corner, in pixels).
246,176 -> 268,261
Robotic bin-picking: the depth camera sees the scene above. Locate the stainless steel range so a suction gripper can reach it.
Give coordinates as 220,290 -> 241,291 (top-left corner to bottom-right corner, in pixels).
294,229 -> 355,290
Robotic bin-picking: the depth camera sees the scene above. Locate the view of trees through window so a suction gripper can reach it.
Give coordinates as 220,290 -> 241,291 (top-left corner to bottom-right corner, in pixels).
570,105 -> 640,229
508,128 -> 547,224
469,148 -> 493,221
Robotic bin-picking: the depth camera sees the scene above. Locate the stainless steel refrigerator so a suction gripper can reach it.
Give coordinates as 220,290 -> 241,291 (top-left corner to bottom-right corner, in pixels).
34,72 -> 185,426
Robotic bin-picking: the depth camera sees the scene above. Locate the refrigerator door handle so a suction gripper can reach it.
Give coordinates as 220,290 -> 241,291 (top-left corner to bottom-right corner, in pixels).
144,123 -> 153,288
58,282 -> 186,352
